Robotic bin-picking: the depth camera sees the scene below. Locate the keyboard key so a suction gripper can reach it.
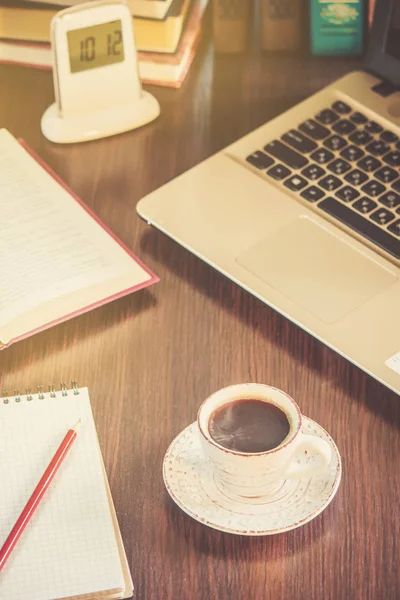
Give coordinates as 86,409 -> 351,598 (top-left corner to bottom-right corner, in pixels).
365,121 -> 383,134
365,140 -> 390,156
370,208 -> 395,225
353,197 -> 378,213
332,119 -> 356,135
388,219 -> 400,236
332,101 -> 351,114
316,108 -> 339,125
318,197 -> 400,259
301,186 -> 325,202
282,130 -> 317,153
284,175 -> 308,191
379,191 -> 400,209
383,151 -> 400,166
345,169 -> 369,186
301,164 -> 325,180
361,180 -> 386,197
267,164 -> 291,180
310,148 -> 334,164
381,130 -> 398,144
357,155 -> 382,172
324,135 -> 347,151
341,145 -> 365,161
264,140 -> 308,169
246,151 -> 274,170
375,166 -> 399,183
350,112 -> 368,124
349,130 -> 373,145
299,119 -> 330,140
319,174 -> 342,191
336,185 -> 359,202
328,158 -> 351,175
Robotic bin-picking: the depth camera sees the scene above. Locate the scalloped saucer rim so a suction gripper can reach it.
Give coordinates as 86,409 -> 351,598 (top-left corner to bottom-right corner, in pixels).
163,417 -> 341,536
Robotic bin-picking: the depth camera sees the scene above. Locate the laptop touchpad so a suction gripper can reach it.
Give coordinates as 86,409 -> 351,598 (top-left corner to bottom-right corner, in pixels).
236,217 -> 397,324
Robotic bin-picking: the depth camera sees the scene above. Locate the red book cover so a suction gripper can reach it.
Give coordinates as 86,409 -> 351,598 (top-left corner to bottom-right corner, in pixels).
0,137 -> 158,349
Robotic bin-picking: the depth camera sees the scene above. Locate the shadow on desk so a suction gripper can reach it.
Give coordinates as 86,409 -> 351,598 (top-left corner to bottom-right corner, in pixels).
0,288 -> 157,377
162,489 -> 334,558
140,229 -> 400,429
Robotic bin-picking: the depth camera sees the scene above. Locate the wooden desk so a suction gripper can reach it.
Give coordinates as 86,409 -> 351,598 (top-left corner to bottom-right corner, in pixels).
0,46 -> 399,600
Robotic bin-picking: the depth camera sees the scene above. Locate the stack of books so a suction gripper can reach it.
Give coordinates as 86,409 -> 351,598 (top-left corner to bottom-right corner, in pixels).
213,0 -> 371,58
0,0 -> 209,87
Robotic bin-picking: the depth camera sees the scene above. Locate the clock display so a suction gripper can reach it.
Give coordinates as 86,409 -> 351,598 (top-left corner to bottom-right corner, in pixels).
67,20 -> 124,73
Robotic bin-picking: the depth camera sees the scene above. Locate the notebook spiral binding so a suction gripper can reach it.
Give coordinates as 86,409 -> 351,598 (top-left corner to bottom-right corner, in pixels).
1,381 -> 80,404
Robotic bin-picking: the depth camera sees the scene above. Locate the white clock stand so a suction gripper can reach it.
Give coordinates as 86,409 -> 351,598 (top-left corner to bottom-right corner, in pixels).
41,1 -> 160,144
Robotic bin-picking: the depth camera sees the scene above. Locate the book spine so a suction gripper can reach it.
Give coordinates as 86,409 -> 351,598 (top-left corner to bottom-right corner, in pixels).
212,0 -> 252,53
309,0 -> 365,56
368,0 -> 376,28
260,0 -> 302,52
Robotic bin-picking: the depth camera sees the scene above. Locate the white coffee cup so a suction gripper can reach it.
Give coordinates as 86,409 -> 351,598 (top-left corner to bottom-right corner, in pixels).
197,383 -> 332,499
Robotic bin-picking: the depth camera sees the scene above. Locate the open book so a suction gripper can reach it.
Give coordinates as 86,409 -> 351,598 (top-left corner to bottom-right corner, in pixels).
0,385 -> 133,600
0,129 -> 158,349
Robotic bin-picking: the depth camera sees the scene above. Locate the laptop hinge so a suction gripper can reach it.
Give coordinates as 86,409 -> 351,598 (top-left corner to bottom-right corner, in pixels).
371,80 -> 399,97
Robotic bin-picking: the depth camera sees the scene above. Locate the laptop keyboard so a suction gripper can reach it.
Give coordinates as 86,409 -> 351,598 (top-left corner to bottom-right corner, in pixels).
245,100 -> 400,261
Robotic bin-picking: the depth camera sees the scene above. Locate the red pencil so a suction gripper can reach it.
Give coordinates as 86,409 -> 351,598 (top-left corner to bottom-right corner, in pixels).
0,420 -> 81,572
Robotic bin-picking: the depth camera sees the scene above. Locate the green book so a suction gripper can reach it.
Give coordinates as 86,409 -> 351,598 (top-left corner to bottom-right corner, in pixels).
309,0 -> 365,56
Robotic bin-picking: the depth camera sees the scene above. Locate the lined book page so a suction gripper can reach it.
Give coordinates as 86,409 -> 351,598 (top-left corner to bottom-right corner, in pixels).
0,387 -> 126,600
0,129 -> 152,339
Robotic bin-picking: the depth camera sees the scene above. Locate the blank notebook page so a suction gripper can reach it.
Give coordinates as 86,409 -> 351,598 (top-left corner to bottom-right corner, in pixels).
0,387 -> 125,600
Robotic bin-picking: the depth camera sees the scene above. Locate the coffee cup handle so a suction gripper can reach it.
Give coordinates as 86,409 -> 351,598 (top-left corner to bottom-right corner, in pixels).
284,433 -> 332,479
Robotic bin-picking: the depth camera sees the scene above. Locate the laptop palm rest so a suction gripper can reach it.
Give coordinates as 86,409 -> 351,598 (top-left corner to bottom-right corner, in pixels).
236,217 -> 397,324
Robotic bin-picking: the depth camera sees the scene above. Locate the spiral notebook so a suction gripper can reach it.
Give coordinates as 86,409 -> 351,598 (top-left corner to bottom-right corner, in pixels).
0,385 -> 133,600
0,128 -> 158,350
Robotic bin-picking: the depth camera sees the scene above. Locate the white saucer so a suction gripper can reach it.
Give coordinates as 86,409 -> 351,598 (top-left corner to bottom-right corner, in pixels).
163,417 -> 341,536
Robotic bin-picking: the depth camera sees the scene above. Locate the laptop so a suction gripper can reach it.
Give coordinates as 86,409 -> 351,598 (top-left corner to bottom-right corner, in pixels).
137,0 -> 400,395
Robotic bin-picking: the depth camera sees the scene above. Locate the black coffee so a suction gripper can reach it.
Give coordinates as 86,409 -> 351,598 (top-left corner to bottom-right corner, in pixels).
208,399 -> 290,453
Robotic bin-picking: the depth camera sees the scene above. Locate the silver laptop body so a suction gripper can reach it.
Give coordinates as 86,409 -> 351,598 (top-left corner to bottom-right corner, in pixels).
138,0 -> 400,395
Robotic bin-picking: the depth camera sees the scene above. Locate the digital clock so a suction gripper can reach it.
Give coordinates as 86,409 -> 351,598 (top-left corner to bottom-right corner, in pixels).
41,0 -> 160,143
67,20 -> 125,74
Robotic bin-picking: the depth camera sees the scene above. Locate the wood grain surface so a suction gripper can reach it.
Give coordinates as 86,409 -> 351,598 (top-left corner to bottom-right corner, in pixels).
0,40 -> 399,600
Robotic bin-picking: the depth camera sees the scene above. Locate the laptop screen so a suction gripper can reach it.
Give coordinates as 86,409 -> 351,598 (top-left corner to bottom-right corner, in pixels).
386,2 -> 400,60
366,0 -> 400,87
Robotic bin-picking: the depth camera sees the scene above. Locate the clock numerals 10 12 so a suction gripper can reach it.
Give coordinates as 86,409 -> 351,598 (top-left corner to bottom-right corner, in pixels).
68,20 -> 125,73
79,29 -> 122,63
